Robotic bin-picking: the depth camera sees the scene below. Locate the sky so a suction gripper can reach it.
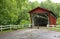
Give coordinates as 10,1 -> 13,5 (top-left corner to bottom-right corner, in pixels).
29,0 -> 60,3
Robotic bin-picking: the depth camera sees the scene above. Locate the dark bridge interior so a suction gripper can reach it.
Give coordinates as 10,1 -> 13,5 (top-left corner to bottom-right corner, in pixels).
34,13 -> 48,26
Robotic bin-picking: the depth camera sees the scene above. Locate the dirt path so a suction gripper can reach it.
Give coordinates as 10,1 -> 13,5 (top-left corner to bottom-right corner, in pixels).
0,29 -> 60,39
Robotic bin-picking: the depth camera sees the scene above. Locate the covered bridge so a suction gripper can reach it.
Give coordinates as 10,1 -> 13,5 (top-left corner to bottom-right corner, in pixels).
29,7 -> 57,27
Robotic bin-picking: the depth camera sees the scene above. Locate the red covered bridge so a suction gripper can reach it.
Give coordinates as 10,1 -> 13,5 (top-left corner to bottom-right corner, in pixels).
29,7 -> 57,27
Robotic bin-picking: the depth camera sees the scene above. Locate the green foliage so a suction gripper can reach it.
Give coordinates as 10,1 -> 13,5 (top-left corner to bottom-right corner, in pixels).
0,0 -> 60,25
20,20 -> 30,25
0,0 -> 30,25
57,18 -> 60,25
40,0 -> 59,17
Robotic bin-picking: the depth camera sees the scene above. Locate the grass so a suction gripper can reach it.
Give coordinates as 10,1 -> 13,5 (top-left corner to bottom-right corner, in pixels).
0,27 -> 29,34
0,30 -> 14,34
49,25 -> 60,32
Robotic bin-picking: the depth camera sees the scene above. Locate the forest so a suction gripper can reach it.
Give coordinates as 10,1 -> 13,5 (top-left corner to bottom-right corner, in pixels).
0,0 -> 60,25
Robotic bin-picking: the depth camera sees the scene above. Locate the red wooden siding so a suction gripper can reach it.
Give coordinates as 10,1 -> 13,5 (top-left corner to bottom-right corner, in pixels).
49,13 -> 56,25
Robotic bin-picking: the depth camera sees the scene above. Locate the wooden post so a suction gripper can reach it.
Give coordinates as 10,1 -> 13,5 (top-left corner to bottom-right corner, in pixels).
48,13 -> 50,27
29,24 -> 31,28
30,24 -> 32,28
1,25 -> 2,32
37,26 -> 39,29
30,13 -> 33,29
10,25 -> 11,30
47,24 -> 49,28
22,25 -> 23,28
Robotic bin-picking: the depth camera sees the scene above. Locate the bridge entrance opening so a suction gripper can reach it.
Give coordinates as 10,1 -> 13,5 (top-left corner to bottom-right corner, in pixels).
33,13 -> 48,27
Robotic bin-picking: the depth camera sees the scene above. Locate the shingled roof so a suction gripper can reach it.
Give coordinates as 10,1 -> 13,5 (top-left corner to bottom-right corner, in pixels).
29,7 -> 57,18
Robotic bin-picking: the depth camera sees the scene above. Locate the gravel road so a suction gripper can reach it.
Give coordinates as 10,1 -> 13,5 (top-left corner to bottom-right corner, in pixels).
0,29 -> 60,39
